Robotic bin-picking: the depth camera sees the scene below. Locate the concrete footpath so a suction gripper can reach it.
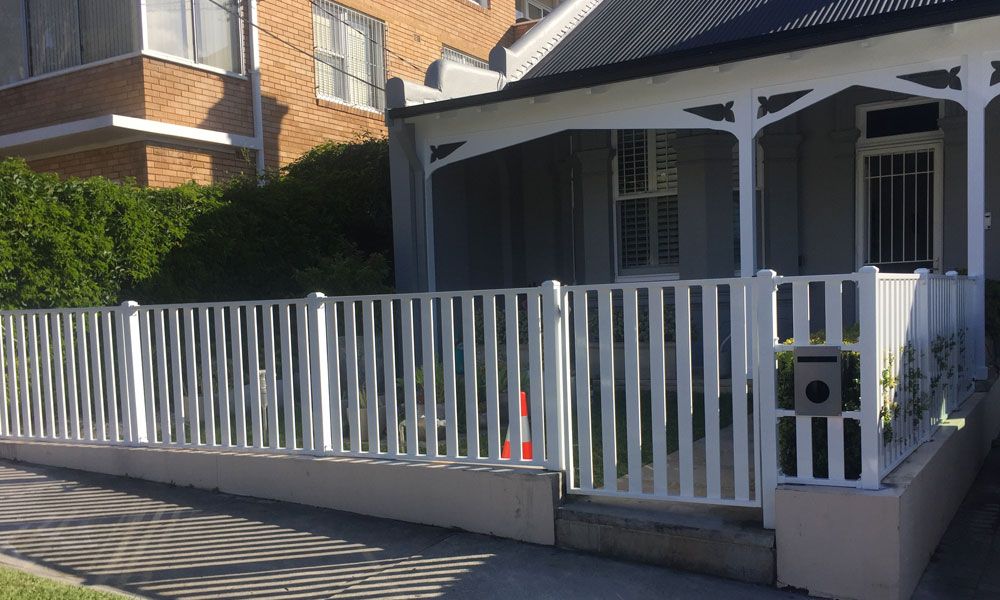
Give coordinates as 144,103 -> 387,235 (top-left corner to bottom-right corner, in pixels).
913,439 -> 1000,600
0,459 -> 799,600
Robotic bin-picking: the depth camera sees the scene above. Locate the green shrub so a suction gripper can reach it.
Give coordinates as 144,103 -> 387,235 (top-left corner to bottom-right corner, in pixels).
0,159 -> 220,309
136,137 -> 393,302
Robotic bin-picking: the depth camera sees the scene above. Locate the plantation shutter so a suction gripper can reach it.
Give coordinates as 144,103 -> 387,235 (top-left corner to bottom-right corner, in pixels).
615,130 -> 680,274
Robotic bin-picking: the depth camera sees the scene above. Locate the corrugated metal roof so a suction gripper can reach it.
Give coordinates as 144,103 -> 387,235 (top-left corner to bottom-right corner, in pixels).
523,0 -> 957,80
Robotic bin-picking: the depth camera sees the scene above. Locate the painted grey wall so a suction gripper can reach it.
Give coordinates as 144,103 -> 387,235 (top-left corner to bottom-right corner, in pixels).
987,100 -> 1000,281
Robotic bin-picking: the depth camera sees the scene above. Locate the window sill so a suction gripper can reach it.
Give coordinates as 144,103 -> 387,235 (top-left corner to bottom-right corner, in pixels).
141,50 -> 247,80
614,272 -> 681,284
0,52 -> 142,93
316,97 -> 385,118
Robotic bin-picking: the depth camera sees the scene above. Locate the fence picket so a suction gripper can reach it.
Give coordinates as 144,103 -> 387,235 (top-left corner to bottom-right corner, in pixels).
295,303 -> 313,451
183,309 -> 201,446
279,305 -> 296,450
461,296 -> 479,459
324,301 -> 342,453
526,293 -> 544,466
214,308 -> 231,447
730,283 -> 751,501
441,298 -> 459,458
88,313 -> 106,442
261,305 -> 279,450
648,287 -> 668,496
138,311 -> 156,445
400,299 -> 418,457
421,299 -> 438,456
40,315 -> 57,438
483,296 -> 501,461
344,302 -> 362,453
597,290 -> 616,491
229,307 -> 246,448
623,288 -> 642,494
362,300 -> 380,454
676,286 -> 695,497
572,291 -> 591,486
50,315 -> 67,439
0,318 -> 9,437
381,300 -> 399,456
703,285 -> 722,499
246,306 -> 263,449
5,316 -> 19,437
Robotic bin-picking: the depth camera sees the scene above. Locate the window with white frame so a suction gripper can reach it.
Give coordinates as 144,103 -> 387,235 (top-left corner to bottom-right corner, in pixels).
856,100 -> 943,271
441,46 -> 488,70
614,129 -> 680,277
517,0 -> 556,20
146,0 -> 243,73
0,0 -> 137,86
312,1 -> 386,112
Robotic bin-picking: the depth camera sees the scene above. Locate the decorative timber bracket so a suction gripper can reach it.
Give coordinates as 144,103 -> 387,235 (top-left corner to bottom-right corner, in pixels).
897,66 -> 962,91
991,61 -> 1000,87
430,142 -> 466,163
683,101 -> 736,123
757,90 -> 812,118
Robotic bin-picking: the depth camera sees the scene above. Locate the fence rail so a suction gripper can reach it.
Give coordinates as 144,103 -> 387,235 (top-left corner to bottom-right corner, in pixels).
0,269 -> 981,519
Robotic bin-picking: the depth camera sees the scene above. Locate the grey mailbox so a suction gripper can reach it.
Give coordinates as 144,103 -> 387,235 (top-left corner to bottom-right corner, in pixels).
794,346 -> 843,417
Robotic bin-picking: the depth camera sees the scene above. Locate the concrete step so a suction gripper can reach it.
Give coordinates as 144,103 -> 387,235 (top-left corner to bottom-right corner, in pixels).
555,497 -> 775,585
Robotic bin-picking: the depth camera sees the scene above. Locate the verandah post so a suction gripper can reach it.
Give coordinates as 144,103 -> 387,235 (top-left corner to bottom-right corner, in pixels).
119,301 -> 149,444
541,280 -> 566,472
307,293 -> 333,452
858,266 -> 882,489
753,270 -> 778,529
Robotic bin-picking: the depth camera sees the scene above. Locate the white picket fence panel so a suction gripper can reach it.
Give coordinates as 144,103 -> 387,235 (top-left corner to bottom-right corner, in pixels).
0,269 -> 980,517
0,287 -> 565,470
562,279 -> 758,507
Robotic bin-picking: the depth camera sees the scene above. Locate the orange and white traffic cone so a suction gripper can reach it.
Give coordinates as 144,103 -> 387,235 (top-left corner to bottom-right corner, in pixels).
501,391 -> 532,460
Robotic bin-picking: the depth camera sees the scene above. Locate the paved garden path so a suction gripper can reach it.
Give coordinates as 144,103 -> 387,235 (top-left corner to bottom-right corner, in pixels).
914,439 -> 1000,599
0,459 -> 800,600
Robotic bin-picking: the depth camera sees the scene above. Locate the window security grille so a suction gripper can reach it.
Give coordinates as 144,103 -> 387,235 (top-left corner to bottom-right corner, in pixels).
615,130 -> 679,275
313,0 -> 386,112
863,149 -> 935,266
441,46 -> 488,70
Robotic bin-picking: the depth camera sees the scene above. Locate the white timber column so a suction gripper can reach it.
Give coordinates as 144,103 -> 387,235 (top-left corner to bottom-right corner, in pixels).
737,93 -> 758,278
424,175 -> 437,292
966,54 -> 988,380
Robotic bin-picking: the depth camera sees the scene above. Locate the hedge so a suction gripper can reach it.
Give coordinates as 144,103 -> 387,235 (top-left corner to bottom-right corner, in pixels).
0,136 -> 393,309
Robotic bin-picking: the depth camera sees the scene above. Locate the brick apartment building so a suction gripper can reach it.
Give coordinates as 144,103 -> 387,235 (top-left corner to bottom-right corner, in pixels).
0,0 -> 554,187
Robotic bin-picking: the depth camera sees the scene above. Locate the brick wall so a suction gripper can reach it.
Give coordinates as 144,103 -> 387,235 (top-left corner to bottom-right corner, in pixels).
145,143 -> 256,187
258,0 -> 518,167
28,142 -> 149,185
0,57 -> 145,136
143,57 -> 254,136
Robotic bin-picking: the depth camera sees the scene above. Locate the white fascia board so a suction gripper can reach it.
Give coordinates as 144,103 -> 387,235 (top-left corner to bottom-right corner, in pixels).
0,115 -> 260,157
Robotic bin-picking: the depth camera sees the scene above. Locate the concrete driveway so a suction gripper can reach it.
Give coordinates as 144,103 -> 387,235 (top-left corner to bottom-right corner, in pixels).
0,459 -> 801,600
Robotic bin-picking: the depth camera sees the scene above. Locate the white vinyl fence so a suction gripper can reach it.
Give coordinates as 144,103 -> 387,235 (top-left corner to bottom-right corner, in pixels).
0,268 -> 980,518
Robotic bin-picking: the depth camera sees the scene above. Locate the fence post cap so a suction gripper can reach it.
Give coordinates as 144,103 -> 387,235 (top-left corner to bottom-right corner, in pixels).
946,271 -> 959,277
541,280 -> 561,290
119,300 -> 140,309
859,265 -> 880,275
306,292 -> 327,299
914,268 -> 931,276
755,269 -> 777,278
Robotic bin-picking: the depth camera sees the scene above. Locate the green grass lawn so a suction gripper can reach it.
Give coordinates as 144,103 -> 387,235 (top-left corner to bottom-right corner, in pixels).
0,567 -> 124,600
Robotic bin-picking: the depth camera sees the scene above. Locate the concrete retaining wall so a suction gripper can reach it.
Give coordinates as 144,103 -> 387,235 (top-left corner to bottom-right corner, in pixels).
0,442 -> 563,545
776,381 -> 1000,600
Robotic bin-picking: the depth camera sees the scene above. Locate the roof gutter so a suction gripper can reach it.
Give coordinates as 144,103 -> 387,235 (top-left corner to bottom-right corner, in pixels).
389,0 -> 1000,120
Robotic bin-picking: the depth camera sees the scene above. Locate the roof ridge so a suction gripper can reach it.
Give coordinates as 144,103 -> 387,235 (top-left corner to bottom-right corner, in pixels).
491,0 -> 607,82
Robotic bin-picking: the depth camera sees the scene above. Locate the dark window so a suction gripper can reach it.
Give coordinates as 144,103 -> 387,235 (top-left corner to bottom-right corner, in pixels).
866,103 -> 939,139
